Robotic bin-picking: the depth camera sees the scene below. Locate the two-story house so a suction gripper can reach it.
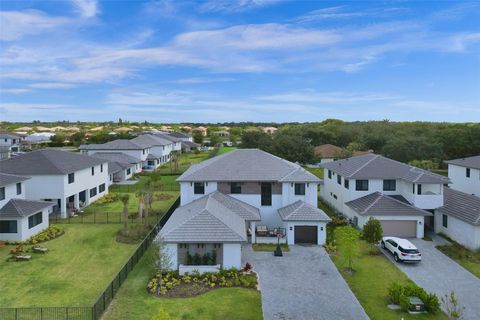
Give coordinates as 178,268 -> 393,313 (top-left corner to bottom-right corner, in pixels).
445,155 -> 480,196
320,154 -> 449,238
91,152 -> 141,184
131,134 -> 175,167
168,132 -> 193,142
159,149 -> 330,272
0,149 -> 109,218
0,173 -> 55,241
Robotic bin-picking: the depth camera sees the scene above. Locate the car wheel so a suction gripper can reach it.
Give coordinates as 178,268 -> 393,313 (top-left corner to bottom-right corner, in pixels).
381,241 -> 385,249
394,253 -> 400,262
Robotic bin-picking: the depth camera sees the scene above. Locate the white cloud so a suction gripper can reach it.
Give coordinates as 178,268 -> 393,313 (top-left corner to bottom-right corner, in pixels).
175,77 -> 235,84
200,0 -> 280,13
0,10 -> 68,41
28,82 -> 77,89
0,88 -> 31,94
71,0 -> 99,18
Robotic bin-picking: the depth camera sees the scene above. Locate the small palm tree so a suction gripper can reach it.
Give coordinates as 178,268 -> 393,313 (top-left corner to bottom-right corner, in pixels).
119,194 -> 130,236
135,190 -> 146,228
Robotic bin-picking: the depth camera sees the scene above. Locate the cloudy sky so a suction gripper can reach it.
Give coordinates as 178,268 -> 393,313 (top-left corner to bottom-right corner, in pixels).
0,0 -> 479,123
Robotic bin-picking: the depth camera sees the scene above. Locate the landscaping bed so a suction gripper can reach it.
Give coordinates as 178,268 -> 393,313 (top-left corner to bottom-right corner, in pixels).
4,225 -> 64,245
436,242 -> 480,278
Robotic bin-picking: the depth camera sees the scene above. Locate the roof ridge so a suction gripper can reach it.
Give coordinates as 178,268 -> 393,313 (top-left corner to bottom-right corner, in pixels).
360,192 -> 383,214
349,154 -> 379,177
384,194 -> 430,214
38,150 -> 66,174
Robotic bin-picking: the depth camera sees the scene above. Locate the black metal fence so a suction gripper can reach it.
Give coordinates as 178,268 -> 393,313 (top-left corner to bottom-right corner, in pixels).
2,197 -> 180,320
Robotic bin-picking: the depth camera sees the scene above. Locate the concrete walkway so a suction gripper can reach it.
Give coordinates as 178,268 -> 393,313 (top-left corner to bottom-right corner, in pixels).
381,236 -> 480,320
243,245 -> 369,320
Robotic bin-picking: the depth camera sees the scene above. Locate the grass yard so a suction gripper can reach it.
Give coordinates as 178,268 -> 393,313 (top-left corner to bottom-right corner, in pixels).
0,224 -> 137,307
158,151 -> 211,175
252,243 -> 290,252
102,247 -> 262,320
330,226 -> 447,320
304,166 -> 324,179
218,146 -> 237,155
436,243 -> 480,278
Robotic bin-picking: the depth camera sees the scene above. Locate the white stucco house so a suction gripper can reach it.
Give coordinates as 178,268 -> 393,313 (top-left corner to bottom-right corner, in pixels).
91,152 -> 140,185
320,154 -> 450,238
132,134 -> 176,167
168,132 -> 193,142
435,187 -> 480,250
0,149 -> 109,218
445,155 -> 480,196
0,173 -> 55,241
159,149 -> 331,272
0,133 -> 24,153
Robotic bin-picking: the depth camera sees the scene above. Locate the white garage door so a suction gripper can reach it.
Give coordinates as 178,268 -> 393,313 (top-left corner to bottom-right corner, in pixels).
380,220 -> 417,238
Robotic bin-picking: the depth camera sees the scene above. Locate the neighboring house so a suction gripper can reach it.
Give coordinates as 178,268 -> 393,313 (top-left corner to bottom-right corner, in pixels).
181,141 -> 200,152
0,146 -> 11,160
214,130 -> 230,137
192,126 -> 208,137
177,149 -> 330,245
25,132 -> 55,144
132,134 -> 175,167
445,155 -> 480,196
152,133 -> 182,152
80,139 -> 150,171
320,154 -> 449,238
168,132 -> 193,142
435,187 -> 480,250
261,127 -> 278,134
0,149 -> 109,218
0,173 -> 55,241
314,144 -> 344,164
0,133 -> 24,153
91,152 -> 141,184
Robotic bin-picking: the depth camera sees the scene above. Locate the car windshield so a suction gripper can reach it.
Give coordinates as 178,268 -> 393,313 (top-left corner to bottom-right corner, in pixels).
399,246 -> 419,254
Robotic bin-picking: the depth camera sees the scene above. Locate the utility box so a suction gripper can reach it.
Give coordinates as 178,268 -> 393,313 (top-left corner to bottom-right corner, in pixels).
408,296 -> 425,313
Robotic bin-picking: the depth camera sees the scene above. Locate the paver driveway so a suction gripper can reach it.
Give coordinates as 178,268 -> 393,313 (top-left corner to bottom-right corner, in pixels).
243,244 -> 368,320
381,237 -> 480,320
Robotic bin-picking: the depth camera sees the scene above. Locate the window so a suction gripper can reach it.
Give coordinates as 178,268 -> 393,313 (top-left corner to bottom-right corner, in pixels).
0,187 -> 5,200
126,168 -> 131,175
383,179 -> 396,191
344,179 -> 349,189
230,182 -> 242,194
417,184 -> 422,195
194,182 -> 205,194
355,180 -> 369,191
337,175 -> 342,185
328,170 -> 332,179
466,168 -> 470,178
294,183 -> 306,195
197,244 -> 205,249
214,243 -> 222,249
261,182 -> 272,206
100,164 -> 103,172
442,214 -> 448,228
143,149 -> 145,155
99,183 -> 106,193
0,220 -> 17,233
68,173 -> 75,184
179,244 -> 189,249
91,167 -> 95,176
90,187 -> 97,198
16,182 -> 22,195
28,212 -> 43,229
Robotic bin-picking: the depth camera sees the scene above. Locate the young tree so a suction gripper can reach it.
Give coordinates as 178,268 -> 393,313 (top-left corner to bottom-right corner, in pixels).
363,217 -> 383,253
336,226 -> 359,272
150,309 -> 171,320
442,291 -> 465,320
135,190 -> 146,228
119,194 -> 130,236
193,132 -> 204,144
151,236 -> 173,295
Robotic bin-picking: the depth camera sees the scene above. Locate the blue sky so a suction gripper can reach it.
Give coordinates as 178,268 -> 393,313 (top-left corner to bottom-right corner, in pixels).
0,0 -> 479,123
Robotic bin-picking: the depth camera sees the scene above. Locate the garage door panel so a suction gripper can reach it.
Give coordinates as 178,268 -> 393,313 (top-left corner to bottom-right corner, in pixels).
380,220 -> 416,238
294,226 -> 318,244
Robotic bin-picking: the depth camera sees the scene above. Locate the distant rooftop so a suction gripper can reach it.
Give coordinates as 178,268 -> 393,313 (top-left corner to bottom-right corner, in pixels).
437,187 -> 480,226
445,155 -> 480,170
80,139 -> 149,150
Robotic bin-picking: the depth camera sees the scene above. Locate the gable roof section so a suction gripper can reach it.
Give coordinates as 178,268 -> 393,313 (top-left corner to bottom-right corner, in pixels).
0,172 -> 29,187
314,144 -> 343,158
132,134 -> 172,147
91,152 -> 141,164
177,149 -> 320,183
0,199 -> 55,218
437,187 -> 480,226
159,191 -> 260,243
278,200 -> 331,222
345,192 -> 432,217
321,154 -> 449,184
169,132 -> 191,139
0,149 -> 107,175
80,139 -> 148,150
445,155 -> 480,170
152,132 -> 182,143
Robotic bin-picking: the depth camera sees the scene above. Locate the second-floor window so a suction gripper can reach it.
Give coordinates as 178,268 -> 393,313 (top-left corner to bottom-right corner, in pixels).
230,182 -> 242,194
383,179 -> 396,191
194,182 -> 205,194
355,180 -> 369,191
100,164 -> 103,173
68,173 -> 75,184
294,183 -> 305,195
261,182 -> 272,206
344,179 -> 349,189
328,170 -> 332,179
0,187 -> 5,200
16,182 -> 21,195
337,175 -> 342,185
91,167 -> 95,176
466,168 -> 470,178
127,168 -> 131,175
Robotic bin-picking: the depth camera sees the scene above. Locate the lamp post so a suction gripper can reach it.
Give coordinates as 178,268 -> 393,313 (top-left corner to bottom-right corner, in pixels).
274,233 -> 283,257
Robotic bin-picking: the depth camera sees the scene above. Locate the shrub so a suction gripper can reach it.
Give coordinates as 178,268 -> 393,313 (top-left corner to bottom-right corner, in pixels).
363,217 -> 383,245
6,226 -> 64,245
387,282 -> 440,313
150,308 -> 171,320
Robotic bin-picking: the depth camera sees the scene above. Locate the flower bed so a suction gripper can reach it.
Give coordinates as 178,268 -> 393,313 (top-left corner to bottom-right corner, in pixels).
147,268 -> 258,298
5,225 -> 64,245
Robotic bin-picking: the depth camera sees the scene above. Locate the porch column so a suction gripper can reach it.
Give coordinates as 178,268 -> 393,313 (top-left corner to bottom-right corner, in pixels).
74,194 -> 80,209
250,221 -> 256,244
60,199 -> 67,219
85,189 -> 91,205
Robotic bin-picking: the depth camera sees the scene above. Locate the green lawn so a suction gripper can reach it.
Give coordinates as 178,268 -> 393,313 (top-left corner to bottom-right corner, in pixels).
158,151 -> 211,175
218,146 -> 237,155
330,226 -> 447,320
436,243 -> 480,278
0,224 -> 137,307
102,248 -> 262,320
252,243 -> 290,252
304,166 -> 324,179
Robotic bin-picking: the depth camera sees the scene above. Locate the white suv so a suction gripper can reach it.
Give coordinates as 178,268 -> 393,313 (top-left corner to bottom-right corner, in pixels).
381,236 -> 422,263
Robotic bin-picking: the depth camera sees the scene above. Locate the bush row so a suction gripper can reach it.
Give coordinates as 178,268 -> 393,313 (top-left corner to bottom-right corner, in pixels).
5,225 -> 64,245
387,282 -> 440,313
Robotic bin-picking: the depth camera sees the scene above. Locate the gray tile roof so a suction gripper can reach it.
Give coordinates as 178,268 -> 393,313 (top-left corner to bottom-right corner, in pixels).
169,132 -> 191,139
0,172 -> 29,187
177,149 -> 321,183
159,191 -> 260,243
346,192 -> 432,217
0,199 -> 55,218
80,139 -> 148,150
107,161 -> 124,174
132,134 -> 172,147
0,133 -> 21,139
154,133 -> 182,142
181,141 -> 199,148
321,154 -> 449,184
445,155 -> 480,170
278,200 -> 331,222
437,187 -> 480,226
0,149 -> 107,175
91,152 -> 141,164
